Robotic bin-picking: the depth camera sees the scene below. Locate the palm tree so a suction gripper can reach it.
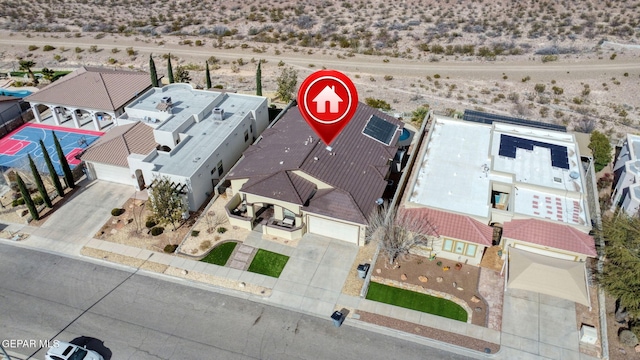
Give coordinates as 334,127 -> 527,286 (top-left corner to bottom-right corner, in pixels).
18,60 -> 38,85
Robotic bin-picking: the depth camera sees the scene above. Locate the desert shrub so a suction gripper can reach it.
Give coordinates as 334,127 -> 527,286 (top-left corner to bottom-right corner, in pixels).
163,244 -> 177,253
521,75 -> 531,82
75,47 -> 83,53
199,240 -> 212,251
217,227 -> 227,234
33,196 -> 44,205
111,48 -> 120,53
610,53 -> 617,60
365,98 -> 392,111
191,230 -> 200,237
384,75 -> 393,81
12,198 -> 25,207
195,40 -> 203,46
619,329 -> 638,348
552,86 -> 564,95
107,58 -> 117,64
534,84 -> 546,93
111,208 -> 124,216
28,45 -> 38,51
213,84 -> 224,89
145,218 -> 156,228
43,45 -> 55,51
573,97 -> 583,104
433,74 -> 441,79
88,45 -> 99,53
624,72 -> 629,77
126,47 -> 135,56
151,226 -> 164,236
541,55 -> 558,63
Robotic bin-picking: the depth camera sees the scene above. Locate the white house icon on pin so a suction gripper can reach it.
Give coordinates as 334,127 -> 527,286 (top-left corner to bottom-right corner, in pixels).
312,85 -> 343,113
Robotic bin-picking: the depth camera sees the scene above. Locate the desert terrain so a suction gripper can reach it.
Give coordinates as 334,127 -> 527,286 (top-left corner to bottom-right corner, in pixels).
0,0 -> 639,142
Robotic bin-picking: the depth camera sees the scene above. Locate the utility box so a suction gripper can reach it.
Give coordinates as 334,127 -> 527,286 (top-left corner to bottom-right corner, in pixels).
331,311 -> 344,327
357,263 -> 370,279
579,324 -> 598,345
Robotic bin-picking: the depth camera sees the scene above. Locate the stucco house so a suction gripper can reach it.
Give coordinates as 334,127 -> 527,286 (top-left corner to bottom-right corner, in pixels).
610,133 -> 640,215
82,83 -> 269,211
224,102 -> 404,245
401,110 -> 596,305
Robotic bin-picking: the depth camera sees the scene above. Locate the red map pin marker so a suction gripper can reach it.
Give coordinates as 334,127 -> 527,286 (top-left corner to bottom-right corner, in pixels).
297,69 -> 359,145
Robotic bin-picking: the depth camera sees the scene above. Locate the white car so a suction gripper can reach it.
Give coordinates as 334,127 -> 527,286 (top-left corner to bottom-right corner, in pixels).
45,342 -> 104,360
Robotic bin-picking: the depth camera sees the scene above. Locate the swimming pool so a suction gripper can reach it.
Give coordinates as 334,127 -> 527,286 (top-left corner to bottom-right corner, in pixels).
0,88 -> 33,98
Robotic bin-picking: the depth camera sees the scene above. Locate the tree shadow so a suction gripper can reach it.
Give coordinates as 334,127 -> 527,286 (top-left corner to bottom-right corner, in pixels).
69,336 -> 112,360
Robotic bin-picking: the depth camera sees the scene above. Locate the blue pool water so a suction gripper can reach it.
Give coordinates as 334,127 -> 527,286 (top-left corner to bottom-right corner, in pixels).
0,89 -> 32,98
399,128 -> 410,141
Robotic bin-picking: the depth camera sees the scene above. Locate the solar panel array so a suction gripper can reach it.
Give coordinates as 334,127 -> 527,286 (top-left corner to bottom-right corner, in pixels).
499,134 -> 570,169
463,109 -> 567,132
362,115 -> 398,145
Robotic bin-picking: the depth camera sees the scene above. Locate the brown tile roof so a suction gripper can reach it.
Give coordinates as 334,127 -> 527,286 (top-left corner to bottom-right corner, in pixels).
503,219 -> 597,257
228,102 -> 402,224
24,67 -> 152,111
81,122 -> 156,167
402,207 -> 493,246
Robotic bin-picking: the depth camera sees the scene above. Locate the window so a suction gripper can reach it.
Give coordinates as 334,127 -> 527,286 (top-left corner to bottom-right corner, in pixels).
442,238 -> 477,257
217,161 -> 223,176
244,130 -> 249,142
465,244 -> 477,257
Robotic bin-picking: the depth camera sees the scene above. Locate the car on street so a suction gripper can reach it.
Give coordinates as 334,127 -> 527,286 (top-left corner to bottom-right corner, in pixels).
45,342 -> 104,360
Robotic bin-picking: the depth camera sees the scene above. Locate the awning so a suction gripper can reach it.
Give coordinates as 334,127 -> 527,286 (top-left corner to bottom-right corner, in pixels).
507,247 -> 590,306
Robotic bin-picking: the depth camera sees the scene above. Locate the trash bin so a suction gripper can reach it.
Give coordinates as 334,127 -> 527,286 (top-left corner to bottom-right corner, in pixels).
331,311 -> 344,327
357,263 -> 370,279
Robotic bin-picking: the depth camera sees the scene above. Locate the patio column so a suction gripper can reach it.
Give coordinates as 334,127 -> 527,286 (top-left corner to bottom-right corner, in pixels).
51,106 -> 61,126
31,104 -> 42,123
91,112 -> 100,131
70,109 -> 81,128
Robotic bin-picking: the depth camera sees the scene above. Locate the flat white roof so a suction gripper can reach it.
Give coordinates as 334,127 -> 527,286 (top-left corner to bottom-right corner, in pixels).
125,84 -> 264,177
409,115 -> 588,226
409,119 -> 493,218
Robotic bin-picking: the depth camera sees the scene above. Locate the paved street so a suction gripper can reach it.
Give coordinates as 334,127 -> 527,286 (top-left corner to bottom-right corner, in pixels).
0,244 -> 473,360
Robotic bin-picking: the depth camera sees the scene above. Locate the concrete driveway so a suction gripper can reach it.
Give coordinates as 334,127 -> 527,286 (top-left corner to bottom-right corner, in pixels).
500,288 -> 598,360
22,179 -> 133,254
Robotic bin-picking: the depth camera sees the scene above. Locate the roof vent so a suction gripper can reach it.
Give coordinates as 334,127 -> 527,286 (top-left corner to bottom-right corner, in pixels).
325,146 -> 333,152
213,107 -> 224,121
313,157 -> 319,161
375,198 -> 384,205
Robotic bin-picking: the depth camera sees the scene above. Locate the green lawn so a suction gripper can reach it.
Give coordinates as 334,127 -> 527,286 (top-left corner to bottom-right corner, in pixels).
247,249 -> 289,278
366,282 -> 468,322
200,241 -> 237,266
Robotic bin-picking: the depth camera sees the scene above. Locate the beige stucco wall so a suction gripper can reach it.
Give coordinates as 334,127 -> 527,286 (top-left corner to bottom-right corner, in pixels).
502,237 -> 589,262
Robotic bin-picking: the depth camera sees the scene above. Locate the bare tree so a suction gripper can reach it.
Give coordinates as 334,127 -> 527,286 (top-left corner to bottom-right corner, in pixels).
204,210 -> 226,233
366,203 -> 438,266
130,191 -> 146,233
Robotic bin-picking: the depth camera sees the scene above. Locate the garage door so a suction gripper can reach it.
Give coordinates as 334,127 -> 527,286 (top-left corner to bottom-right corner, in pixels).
307,215 -> 359,244
90,162 -> 132,185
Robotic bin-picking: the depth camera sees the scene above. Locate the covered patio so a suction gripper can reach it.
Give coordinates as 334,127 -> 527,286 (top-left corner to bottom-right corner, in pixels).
24,67 -> 153,131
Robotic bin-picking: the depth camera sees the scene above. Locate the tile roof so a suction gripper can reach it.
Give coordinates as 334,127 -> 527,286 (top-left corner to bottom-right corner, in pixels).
228,102 -> 402,225
503,218 -> 596,257
0,95 -> 20,103
402,207 -> 493,246
81,122 -> 156,167
24,67 -> 152,111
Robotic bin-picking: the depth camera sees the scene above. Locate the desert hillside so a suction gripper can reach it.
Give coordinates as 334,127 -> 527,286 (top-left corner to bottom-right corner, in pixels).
0,0 -> 639,140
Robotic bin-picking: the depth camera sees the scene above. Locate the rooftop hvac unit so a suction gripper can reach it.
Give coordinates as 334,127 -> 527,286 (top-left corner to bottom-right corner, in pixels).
161,96 -> 172,104
213,107 -> 224,121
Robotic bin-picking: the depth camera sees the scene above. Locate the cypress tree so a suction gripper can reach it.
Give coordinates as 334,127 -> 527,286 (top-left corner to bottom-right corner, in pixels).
167,54 -> 174,84
40,139 -> 63,197
16,173 -> 39,221
256,61 -> 262,96
28,154 -> 52,208
52,131 -> 75,189
205,62 -> 211,89
149,54 -> 158,87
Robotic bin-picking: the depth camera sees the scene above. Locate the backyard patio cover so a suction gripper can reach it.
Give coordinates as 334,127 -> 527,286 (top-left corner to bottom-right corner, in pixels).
507,247 -> 590,306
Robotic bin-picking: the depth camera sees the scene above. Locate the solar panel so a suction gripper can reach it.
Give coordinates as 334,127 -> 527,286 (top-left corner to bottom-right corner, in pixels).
463,109 -> 567,132
499,134 -> 570,169
362,115 -> 399,145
